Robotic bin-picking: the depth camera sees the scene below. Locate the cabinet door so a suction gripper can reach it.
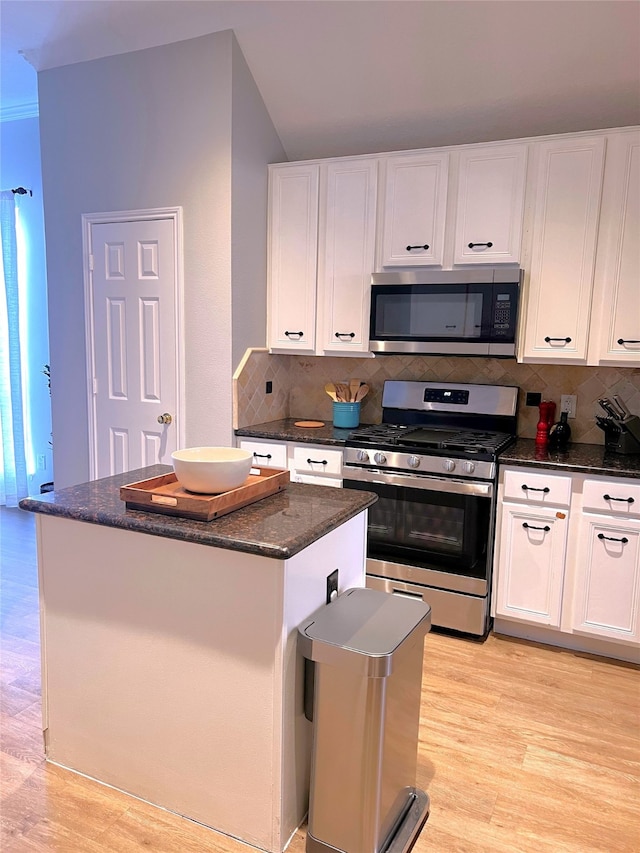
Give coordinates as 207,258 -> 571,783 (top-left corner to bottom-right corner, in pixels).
453,144 -> 527,265
572,513 -> 640,644
317,159 -> 377,354
588,129 -> 640,367
495,503 -> 568,627
379,152 -> 449,267
268,164 -> 319,352
522,136 -> 605,361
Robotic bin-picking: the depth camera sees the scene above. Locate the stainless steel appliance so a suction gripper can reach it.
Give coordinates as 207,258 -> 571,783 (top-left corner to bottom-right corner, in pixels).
342,380 -> 519,636
369,268 -> 522,357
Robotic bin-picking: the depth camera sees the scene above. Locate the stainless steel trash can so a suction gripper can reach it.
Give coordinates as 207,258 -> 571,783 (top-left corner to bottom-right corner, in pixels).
298,587 -> 431,853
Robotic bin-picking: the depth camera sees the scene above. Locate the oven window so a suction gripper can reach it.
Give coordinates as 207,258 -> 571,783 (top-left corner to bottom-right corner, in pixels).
345,478 -> 490,576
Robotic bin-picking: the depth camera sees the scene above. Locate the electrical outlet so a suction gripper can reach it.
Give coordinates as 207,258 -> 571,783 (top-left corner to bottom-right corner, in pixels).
525,392 -> 542,407
37,454 -> 46,470
561,394 -> 577,418
326,569 -> 339,604
265,381 -> 273,394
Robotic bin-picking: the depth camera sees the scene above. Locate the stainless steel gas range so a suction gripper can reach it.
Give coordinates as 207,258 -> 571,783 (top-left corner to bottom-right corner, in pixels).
342,380 -> 519,637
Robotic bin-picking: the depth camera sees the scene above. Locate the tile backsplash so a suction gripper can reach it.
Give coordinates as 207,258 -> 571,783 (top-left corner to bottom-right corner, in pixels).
234,349 -> 640,444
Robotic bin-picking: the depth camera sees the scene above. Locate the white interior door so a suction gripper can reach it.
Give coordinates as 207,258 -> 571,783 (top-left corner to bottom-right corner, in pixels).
87,214 -> 182,479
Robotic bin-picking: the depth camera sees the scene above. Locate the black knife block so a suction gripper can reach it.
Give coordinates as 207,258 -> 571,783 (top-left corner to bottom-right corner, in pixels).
604,416 -> 640,455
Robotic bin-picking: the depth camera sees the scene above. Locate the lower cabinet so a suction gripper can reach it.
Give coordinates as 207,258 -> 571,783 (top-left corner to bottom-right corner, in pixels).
238,438 -> 343,487
494,466 -> 640,657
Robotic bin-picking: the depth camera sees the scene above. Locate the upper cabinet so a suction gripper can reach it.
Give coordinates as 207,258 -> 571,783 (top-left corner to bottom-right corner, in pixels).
588,129 -> 640,366
268,158 -> 376,356
521,135 -> 606,362
378,152 -> 449,267
453,144 -> 527,265
268,164 -> 319,353
520,128 -> 639,367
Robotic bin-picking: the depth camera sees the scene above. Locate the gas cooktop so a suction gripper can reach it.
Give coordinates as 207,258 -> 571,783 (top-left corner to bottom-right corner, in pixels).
347,423 -> 514,456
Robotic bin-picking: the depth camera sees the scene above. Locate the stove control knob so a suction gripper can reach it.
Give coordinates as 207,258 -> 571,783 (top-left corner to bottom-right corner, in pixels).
408,455 -> 421,469
356,449 -> 370,463
443,459 -> 456,473
373,452 -> 387,465
462,460 -> 476,474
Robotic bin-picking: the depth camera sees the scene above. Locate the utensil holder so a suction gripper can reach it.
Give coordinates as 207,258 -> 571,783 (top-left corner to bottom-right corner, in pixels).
332,401 -> 360,428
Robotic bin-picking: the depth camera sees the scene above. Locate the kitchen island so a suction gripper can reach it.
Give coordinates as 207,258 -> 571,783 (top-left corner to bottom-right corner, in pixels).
19,466 -> 377,853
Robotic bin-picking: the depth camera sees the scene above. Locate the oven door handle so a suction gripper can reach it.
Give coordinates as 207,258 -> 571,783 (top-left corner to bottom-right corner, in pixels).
343,466 -> 493,497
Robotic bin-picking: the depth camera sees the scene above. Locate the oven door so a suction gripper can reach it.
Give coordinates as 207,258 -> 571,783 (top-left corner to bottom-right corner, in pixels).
343,467 -> 493,579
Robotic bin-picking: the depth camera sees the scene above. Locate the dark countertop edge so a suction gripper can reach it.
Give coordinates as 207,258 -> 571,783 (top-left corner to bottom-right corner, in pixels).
498,438 -> 640,478
19,474 -> 379,560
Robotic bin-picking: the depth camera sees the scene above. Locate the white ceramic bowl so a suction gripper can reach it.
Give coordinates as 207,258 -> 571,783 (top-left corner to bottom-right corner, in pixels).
171,447 -> 253,494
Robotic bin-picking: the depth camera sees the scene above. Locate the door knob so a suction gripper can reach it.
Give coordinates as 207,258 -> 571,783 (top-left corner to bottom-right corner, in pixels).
157,413 -> 173,425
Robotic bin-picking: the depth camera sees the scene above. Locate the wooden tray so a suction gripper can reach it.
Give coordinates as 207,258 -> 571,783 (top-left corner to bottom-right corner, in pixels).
120,466 -> 290,521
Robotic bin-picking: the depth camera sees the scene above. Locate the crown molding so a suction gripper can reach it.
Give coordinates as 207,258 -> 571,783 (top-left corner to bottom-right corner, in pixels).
0,101 -> 39,123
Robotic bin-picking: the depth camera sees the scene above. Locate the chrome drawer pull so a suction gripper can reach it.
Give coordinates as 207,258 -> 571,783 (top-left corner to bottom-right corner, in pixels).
598,533 -> 629,544
522,522 -> 551,532
603,494 -> 634,504
522,485 -> 550,493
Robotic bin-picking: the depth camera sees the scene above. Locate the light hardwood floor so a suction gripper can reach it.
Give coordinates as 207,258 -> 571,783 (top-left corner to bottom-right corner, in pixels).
1,505 -> 639,852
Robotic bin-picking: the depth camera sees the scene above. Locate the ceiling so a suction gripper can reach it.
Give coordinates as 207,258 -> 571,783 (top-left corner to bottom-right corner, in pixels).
1,0 -> 639,160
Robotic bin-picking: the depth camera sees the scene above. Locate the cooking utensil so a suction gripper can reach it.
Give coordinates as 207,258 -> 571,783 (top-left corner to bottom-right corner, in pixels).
354,383 -> 369,402
613,395 -> 632,420
324,383 -> 339,401
598,398 -> 622,422
349,378 -> 362,402
334,382 -> 350,402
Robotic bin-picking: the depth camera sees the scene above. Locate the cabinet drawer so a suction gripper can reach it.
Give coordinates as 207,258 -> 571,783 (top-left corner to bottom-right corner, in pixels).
582,477 -> 640,517
503,468 -> 572,506
292,446 -> 343,476
238,440 -> 288,469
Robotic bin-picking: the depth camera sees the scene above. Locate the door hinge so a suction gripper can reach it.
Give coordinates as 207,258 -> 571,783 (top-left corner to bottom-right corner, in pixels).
93,377 -> 98,395
88,253 -> 94,272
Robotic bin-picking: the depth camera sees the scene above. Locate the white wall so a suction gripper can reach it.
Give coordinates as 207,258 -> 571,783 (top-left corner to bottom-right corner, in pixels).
0,116 -> 53,490
38,31 -> 285,488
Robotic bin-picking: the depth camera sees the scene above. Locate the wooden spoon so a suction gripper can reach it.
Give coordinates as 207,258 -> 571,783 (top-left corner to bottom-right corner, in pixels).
324,382 -> 338,401
354,383 -> 369,402
334,382 -> 349,402
349,378 -> 362,402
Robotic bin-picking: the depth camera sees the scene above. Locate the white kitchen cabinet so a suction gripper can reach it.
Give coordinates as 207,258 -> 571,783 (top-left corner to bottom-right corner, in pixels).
268,158 -> 376,357
572,513 -> 640,643
267,164 -> 319,353
453,144 -> 528,265
316,159 -> 378,354
521,135 -> 606,362
239,437 -> 343,487
495,469 -> 570,627
378,151 -> 449,267
494,466 -> 640,659
588,128 -> 640,367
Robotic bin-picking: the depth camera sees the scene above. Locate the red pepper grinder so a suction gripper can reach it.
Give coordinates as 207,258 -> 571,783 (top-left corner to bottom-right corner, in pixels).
536,400 -> 556,446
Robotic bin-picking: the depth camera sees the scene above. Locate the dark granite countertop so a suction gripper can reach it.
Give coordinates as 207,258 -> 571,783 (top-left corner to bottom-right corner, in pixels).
499,439 -> 640,478
19,465 -> 378,559
235,418 -> 358,446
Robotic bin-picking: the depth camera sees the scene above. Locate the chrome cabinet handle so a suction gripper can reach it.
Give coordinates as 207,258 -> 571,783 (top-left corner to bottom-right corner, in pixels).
157,413 -> 172,425
598,533 -> 629,544
522,522 -> 551,532
603,494 -> 634,504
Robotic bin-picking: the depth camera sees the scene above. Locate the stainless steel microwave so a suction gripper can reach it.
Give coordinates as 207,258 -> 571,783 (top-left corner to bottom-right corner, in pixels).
369,268 -> 522,357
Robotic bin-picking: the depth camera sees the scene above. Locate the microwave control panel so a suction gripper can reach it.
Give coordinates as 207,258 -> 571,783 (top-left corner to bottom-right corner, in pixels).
490,287 -> 518,338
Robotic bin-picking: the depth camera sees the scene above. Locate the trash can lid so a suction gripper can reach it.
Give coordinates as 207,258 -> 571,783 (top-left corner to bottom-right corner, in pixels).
298,587 -> 431,676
